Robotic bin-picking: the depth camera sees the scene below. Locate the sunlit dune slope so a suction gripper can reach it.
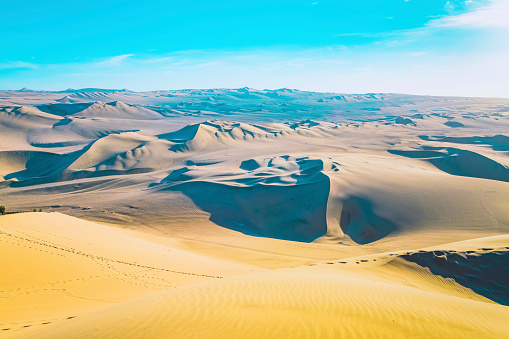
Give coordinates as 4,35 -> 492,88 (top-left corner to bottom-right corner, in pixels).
16,236 -> 509,339
0,212 -> 258,334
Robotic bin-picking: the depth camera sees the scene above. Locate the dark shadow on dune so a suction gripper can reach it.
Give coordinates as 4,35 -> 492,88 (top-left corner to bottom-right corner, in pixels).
6,167 -> 153,188
402,250 -> 509,306
52,117 -> 73,127
37,103 -> 94,116
419,134 -> 509,152
444,121 -> 464,128
389,147 -> 509,183
340,196 -> 397,245
1,150 -> 82,183
157,123 -> 200,143
157,177 -> 330,243
0,138 -> 150,187
394,117 -> 415,125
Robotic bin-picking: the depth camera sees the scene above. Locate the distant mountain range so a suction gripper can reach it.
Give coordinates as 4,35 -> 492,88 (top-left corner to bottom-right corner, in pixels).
16,88 -> 131,93
59,88 -> 132,93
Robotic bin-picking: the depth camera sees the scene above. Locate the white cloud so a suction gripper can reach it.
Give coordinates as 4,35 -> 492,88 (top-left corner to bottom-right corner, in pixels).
431,0 -> 509,28
96,54 -> 134,67
142,57 -> 173,64
0,61 -> 38,70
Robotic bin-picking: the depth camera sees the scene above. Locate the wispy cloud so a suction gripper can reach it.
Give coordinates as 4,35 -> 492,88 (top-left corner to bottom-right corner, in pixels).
431,0 -> 509,28
95,54 -> 134,67
141,57 -> 173,64
0,61 -> 38,70
332,0 -> 508,47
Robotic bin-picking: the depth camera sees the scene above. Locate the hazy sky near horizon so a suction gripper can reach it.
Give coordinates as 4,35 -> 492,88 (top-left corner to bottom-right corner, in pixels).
1,0 -> 508,97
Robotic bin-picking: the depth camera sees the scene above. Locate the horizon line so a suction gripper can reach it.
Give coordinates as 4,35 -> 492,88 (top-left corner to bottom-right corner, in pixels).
2,87 -> 508,100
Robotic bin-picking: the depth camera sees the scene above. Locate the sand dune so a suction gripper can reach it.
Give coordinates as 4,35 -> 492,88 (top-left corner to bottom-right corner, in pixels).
72,101 -> 162,120
13,236 -> 509,339
389,147 -> 509,182
402,249 -> 509,305
156,156 -> 332,242
0,212 -> 257,335
420,134 -> 509,151
1,89 -> 509,337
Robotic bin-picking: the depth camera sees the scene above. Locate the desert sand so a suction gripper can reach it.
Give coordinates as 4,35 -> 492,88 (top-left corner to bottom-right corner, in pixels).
1,88 -> 509,338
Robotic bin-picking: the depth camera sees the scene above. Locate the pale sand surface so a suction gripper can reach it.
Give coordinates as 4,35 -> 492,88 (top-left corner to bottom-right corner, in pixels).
0,213 -> 258,334
1,89 -> 509,337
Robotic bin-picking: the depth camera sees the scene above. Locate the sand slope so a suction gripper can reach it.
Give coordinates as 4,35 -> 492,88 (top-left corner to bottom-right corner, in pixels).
13,236 -> 509,339
0,213 -> 258,336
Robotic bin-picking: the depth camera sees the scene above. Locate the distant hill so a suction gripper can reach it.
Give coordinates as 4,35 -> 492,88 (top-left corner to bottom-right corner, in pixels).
60,88 -> 131,93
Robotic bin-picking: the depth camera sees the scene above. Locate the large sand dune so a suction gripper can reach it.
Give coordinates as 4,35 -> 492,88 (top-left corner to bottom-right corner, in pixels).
1,88 -> 509,337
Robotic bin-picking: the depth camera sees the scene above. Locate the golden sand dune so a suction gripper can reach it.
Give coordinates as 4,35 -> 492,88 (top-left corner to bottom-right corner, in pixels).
0,213 -> 258,336
2,212 -> 508,338
11,233 -> 509,338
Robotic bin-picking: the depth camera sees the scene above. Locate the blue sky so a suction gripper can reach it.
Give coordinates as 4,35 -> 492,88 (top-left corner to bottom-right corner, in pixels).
1,0 -> 508,96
